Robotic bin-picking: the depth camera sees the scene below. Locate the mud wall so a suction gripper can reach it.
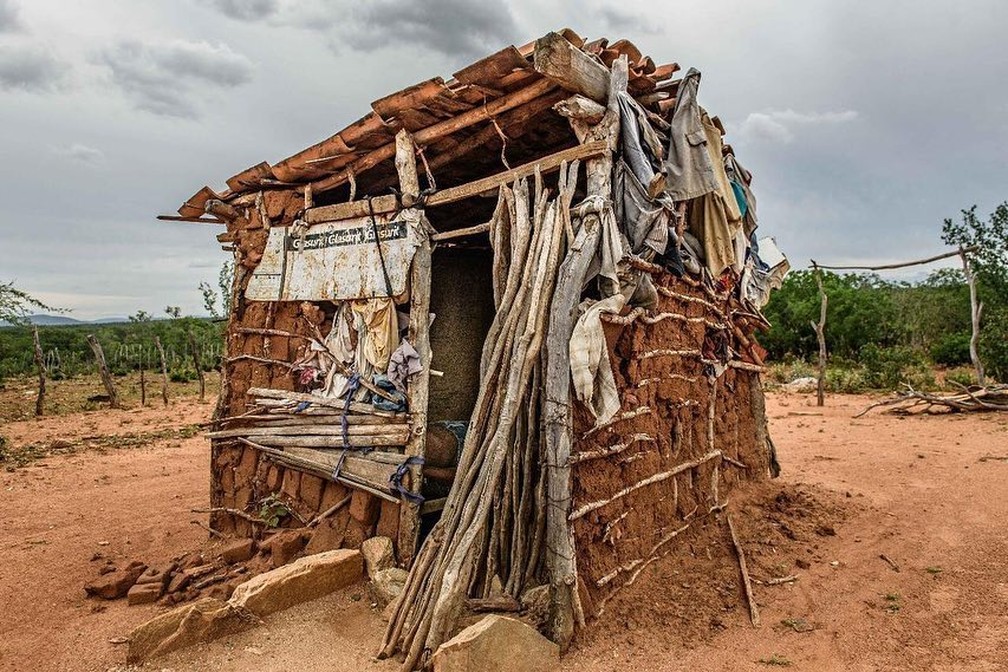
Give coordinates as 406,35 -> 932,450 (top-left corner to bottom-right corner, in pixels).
570,273 -> 770,619
209,189 -> 399,552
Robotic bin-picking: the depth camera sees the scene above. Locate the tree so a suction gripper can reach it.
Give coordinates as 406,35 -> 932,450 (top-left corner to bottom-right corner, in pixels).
942,202 -> 1008,382
0,281 -> 58,326
198,261 -> 234,320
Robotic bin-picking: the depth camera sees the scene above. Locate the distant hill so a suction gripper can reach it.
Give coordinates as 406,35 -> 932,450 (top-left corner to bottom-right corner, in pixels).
0,314 -> 132,328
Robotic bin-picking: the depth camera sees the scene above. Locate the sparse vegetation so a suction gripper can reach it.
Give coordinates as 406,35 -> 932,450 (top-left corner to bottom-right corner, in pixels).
758,654 -> 793,666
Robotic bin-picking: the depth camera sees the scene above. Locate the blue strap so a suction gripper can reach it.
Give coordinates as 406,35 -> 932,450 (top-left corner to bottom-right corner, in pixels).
293,401 -> 311,414
341,373 -> 362,451
389,455 -> 425,505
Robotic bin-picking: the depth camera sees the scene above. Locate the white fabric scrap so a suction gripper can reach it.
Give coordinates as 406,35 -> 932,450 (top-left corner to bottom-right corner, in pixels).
570,293 -> 627,426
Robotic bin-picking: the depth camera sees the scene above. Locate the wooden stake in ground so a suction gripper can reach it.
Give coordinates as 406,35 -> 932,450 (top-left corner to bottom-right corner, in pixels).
139,367 -> 146,407
187,329 -> 206,402
154,336 -> 169,406
810,262 -> 828,407
86,334 -> 119,409
31,326 -> 45,416
959,248 -> 985,386
726,512 -> 760,627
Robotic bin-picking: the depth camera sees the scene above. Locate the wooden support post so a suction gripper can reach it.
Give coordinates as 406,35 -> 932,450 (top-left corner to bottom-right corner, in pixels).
187,329 -> 206,402
86,334 -> 119,409
154,336 -> 169,406
810,262 -> 828,407
32,326 -> 45,417
396,129 -> 432,567
139,367 -> 146,407
545,54 -> 627,651
959,249 -> 985,386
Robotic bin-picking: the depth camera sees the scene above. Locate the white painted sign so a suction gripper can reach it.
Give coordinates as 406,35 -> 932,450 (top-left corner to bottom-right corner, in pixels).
245,213 -> 421,302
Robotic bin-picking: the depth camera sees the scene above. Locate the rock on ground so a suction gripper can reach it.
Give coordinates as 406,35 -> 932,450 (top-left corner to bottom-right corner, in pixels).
127,597 -> 251,663
431,615 -> 559,672
229,548 -> 363,618
127,549 -> 363,663
368,567 -> 408,607
360,536 -> 395,578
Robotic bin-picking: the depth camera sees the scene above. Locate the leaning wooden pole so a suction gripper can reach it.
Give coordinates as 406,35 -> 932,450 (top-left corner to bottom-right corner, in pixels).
959,248 -> 985,386
31,326 -> 45,416
154,336 -> 169,406
810,262 -> 828,407
545,53 -> 628,650
86,334 -> 119,409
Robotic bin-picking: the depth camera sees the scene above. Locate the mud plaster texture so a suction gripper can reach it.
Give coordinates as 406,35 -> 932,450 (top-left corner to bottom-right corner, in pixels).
209,189 -> 396,551
570,274 -> 770,618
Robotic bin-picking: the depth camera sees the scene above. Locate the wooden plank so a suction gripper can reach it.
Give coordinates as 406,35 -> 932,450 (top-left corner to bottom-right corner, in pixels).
431,222 -> 490,242
303,195 -> 398,224
533,31 -> 611,103
157,215 -> 225,224
306,139 -> 605,224
397,129 -> 431,567
425,139 -> 605,207
310,78 -> 555,194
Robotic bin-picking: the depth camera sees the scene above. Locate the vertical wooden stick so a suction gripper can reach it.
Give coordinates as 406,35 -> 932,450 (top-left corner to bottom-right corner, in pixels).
32,326 -> 45,417
154,335 -> 169,406
726,512 -> 760,627
959,249 -> 985,386
810,262 -> 828,407
396,129 -> 432,567
139,367 -> 146,407
187,329 -> 206,402
545,54 -> 628,651
86,334 -> 119,409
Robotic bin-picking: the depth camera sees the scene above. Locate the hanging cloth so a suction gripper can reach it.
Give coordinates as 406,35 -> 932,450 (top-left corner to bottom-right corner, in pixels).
351,298 -> 398,371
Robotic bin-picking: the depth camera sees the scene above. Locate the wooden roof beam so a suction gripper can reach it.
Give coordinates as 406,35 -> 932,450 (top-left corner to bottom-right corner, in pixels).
533,31 -> 611,104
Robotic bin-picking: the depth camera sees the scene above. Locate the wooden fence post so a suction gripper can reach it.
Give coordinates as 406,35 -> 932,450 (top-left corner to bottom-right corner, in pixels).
32,326 -> 45,416
86,334 -> 119,409
187,330 -> 206,402
810,262 -> 828,407
959,249 -> 985,386
154,336 -> 169,406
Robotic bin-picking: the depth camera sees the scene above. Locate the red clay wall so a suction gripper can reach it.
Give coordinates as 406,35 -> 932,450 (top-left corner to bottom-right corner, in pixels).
210,189 -> 399,551
569,273 -> 769,618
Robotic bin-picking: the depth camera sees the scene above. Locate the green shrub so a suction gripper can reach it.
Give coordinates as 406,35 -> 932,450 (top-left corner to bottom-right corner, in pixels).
859,344 -> 934,390
169,369 -> 196,383
929,333 -> 971,366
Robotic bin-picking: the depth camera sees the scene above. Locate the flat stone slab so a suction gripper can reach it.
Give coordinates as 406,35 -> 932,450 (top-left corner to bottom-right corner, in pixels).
126,549 -> 363,663
432,615 -> 560,672
229,548 -> 363,617
127,597 -> 251,663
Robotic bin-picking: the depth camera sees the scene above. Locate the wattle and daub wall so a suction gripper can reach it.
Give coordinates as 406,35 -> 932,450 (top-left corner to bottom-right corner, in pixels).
212,189 -> 770,578
211,189 -> 402,552
569,273 -> 769,618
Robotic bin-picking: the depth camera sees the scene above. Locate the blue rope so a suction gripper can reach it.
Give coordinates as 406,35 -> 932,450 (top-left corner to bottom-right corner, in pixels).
341,373 -> 362,451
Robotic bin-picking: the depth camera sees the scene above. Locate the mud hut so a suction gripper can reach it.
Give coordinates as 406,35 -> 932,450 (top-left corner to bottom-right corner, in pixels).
161,29 -> 788,668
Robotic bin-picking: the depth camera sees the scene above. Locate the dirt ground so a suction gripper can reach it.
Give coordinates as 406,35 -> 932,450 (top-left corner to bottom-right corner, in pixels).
1,388 -> 1006,672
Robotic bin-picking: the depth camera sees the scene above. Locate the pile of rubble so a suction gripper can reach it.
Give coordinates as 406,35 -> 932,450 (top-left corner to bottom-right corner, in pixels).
83,528 -> 376,608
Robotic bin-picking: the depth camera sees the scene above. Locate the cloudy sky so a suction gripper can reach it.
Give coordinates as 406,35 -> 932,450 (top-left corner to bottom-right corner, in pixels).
1,0 -> 1005,319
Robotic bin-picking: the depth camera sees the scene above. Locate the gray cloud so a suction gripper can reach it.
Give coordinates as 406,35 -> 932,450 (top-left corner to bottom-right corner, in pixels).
0,0 -> 21,32
595,6 -> 660,35
0,43 -> 67,92
206,0 -> 278,22
733,109 -> 859,144
98,39 -> 253,118
338,0 -> 520,58
51,142 -> 105,165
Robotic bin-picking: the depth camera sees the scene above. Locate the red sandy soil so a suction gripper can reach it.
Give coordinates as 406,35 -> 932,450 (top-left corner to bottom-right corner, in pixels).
1,391 -> 1006,671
